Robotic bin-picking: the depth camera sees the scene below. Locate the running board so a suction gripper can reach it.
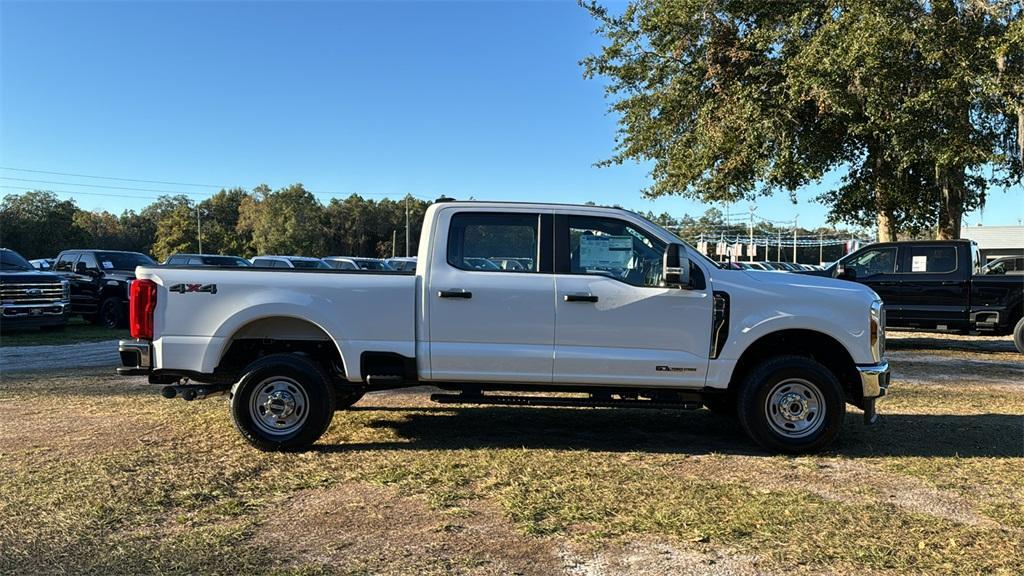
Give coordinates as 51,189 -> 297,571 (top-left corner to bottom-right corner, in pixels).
429,392 -> 702,410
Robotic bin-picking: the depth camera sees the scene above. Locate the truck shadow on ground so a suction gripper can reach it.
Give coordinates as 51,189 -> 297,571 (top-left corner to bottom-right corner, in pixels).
320,406 -> 1023,458
886,336 -> 1018,355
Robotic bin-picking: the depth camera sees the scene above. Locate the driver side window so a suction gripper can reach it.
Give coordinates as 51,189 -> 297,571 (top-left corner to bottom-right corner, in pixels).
567,216 -> 665,287
847,247 -> 896,277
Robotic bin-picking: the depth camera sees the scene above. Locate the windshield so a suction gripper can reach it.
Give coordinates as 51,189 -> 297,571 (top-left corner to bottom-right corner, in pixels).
1,249 -> 33,271
290,259 -> 330,269
96,251 -> 156,270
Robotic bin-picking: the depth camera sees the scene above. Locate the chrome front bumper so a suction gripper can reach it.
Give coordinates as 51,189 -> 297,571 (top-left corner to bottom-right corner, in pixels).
857,360 -> 890,398
117,339 -> 152,376
856,359 -> 890,424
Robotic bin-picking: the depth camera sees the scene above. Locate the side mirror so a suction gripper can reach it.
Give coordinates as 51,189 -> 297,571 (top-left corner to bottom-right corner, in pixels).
838,266 -> 857,281
663,244 -> 691,288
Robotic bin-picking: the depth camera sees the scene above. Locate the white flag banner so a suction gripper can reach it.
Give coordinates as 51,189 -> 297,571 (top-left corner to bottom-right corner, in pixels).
749,243 -> 757,258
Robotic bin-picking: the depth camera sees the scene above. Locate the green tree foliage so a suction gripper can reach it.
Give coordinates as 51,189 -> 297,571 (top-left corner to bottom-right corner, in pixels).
199,188 -> 251,256
581,0 -> 1022,240
237,184 -> 327,256
0,191 -> 85,258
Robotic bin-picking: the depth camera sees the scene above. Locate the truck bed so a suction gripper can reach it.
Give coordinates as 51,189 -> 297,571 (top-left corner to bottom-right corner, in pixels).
135,266 -> 418,380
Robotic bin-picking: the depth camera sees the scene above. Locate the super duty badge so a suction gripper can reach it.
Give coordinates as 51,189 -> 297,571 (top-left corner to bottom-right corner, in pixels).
169,283 -> 218,294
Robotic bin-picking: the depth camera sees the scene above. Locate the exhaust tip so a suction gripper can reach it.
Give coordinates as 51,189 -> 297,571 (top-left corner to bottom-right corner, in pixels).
160,386 -> 177,399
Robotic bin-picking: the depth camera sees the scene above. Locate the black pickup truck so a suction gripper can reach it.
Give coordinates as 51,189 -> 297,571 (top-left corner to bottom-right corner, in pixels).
814,240 -> 1024,352
54,249 -> 156,328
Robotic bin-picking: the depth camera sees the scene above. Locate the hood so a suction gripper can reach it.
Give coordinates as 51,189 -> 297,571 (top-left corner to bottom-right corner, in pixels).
714,268 -> 879,302
0,270 -> 64,284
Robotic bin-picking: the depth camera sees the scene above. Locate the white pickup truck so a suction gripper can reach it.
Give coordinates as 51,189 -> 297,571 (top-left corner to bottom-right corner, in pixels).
118,201 -> 890,454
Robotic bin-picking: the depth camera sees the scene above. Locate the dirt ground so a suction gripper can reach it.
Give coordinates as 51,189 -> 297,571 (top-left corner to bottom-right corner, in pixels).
0,332 -> 1021,576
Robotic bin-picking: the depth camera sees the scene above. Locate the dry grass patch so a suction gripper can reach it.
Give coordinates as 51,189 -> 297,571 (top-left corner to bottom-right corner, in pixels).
1,361 -> 1022,575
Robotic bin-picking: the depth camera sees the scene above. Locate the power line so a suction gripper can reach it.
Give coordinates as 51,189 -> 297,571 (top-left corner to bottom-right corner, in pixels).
0,166 -> 227,189
0,176 -> 210,197
0,173 -> 432,201
0,184 -> 165,201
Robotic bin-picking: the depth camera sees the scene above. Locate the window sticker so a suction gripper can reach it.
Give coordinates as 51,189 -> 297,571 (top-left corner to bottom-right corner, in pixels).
579,235 -> 633,269
102,261 -> 114,269
911,255 -> 928,272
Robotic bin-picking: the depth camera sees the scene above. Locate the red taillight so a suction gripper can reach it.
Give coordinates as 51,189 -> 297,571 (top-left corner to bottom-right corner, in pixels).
130,279 -> 157,340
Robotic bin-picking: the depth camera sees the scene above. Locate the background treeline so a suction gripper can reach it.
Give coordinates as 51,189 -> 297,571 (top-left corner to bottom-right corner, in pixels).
0,186 -> 431,261
1,187 -> 865,262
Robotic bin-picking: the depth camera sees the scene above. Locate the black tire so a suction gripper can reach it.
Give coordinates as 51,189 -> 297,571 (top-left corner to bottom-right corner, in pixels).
95,297 -> 125,329
737,355 -> 845,454
703,394 -> 737,418
230,353 -> 336,451
1013,316 -> 1024,354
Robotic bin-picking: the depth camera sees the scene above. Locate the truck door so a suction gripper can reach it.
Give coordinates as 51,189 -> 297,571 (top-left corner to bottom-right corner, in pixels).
427,210 -> 555,383
551,214 -> 712,388
840,245 -> 903,324
897,244 -> 968,330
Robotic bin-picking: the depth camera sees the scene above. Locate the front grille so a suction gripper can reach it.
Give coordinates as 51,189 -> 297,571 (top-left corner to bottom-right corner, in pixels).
0,283 -> 65,305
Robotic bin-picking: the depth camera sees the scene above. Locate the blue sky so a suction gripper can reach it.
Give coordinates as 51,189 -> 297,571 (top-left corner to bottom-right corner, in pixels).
1,0 -> 1021,231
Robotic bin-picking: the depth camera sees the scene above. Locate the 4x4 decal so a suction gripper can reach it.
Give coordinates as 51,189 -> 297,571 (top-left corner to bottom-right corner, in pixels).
168,283 -> 217,294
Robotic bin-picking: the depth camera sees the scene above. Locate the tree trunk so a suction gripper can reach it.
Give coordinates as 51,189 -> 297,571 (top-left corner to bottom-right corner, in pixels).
872,146 -> 897,242
936,166 -> 965,240
876,208 -> 897,242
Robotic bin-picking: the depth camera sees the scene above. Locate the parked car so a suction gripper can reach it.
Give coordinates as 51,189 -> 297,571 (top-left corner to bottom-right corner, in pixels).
982,255 -> 1024,275
164,254 -> 252,267
386,257 -> 417,272
119,201 -> 889,455
54,249 -> 156,328
250,256 -> 331,269
29,258 -> 55,271
0,248 -> 70,331
811,240 -> 1024,352
462,257 -> 502,270
323,257 -> 394,271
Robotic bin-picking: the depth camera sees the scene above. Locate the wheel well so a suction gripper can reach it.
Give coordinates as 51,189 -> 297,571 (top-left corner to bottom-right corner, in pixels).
216,317 -> 345,382
728,329 -> 861,401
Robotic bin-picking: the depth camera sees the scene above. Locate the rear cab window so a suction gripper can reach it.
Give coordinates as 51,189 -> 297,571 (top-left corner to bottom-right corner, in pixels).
899,246 -> 957,274
447,212 -> 541,273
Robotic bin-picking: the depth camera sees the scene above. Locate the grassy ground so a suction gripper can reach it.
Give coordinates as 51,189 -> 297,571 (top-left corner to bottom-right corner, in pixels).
0,335 -> 1021,575
0,316 -> 128,347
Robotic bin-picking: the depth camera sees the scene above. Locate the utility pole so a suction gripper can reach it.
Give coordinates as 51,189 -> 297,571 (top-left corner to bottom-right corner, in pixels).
819,231 -> 823,265
392,229 -> 397,258
777,229 -> 781,261
405,196 -> 410,257
748,206 -> 754,262
792,215 -> 798,263
196,205 -> 203,254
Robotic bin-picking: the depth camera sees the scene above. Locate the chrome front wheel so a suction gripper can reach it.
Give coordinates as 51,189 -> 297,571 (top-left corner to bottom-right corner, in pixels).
764,378 -> 825,439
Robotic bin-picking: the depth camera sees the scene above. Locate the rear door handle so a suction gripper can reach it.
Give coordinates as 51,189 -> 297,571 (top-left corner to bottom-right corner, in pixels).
564,293 -> 599,303
438,289 -> 472,299
940,281 -> 959,286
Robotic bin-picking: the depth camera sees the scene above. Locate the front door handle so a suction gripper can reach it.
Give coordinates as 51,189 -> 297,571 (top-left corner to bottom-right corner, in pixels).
564,293 -> 599,303
438,289 -> 472,299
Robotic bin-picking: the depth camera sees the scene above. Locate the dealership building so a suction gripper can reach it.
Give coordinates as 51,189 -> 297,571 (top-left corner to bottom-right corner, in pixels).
961,225 -> 1024,262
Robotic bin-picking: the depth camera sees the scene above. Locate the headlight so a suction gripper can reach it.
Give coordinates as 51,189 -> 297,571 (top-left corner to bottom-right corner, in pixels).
61,279 -> 70,302
870,300 -> 885,362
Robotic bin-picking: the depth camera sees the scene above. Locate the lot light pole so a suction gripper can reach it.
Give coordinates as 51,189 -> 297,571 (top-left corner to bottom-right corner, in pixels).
792,215 -> 798,263
405,196 -> 410,257
196,205 -> 203,255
